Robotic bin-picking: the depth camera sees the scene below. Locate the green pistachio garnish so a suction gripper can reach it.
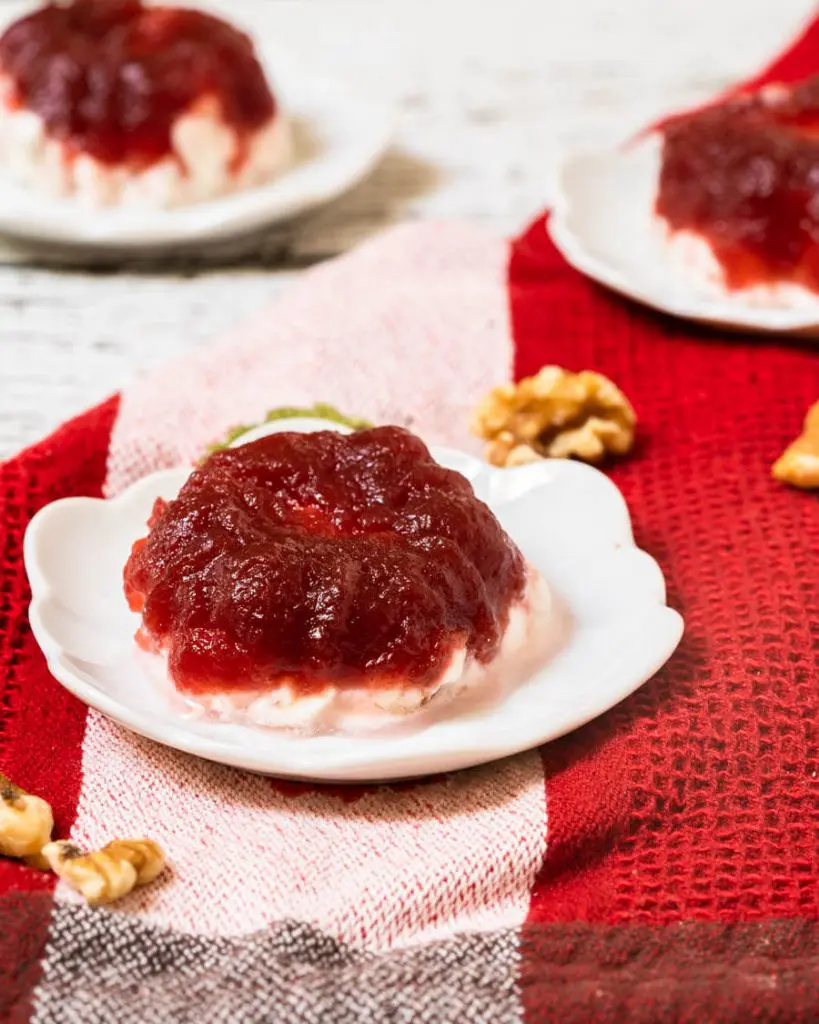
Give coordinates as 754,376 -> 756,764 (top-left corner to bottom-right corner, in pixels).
204,403 -> 374,457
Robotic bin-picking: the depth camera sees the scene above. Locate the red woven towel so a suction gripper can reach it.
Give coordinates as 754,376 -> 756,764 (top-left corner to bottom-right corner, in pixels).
3,15 -> 819,1024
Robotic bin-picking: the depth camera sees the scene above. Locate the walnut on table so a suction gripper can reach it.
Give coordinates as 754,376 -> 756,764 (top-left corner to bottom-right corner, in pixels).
1,772 -> 166,901
0,772 -> 53,860
42,838 -> 166,906
471,366 -> 636,468
772,401 -> 819,489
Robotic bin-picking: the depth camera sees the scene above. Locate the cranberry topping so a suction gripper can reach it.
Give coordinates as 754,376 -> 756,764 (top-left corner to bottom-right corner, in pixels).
656,77 -> 819,292
0,0 -> 275,167
123,427 -> 526,696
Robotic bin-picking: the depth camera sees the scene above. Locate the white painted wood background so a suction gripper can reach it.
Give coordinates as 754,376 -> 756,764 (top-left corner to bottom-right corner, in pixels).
0,0 -> 813,458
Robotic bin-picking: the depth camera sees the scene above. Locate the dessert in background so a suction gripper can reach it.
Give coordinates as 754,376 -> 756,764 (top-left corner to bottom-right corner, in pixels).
124,426 -> 548,731
0,0 -> 291,207
655,78 -> 819,306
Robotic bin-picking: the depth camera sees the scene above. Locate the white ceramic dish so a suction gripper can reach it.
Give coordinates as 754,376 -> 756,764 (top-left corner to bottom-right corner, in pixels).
549,134 -> 819,337
24,417 -> 683,781
0,3 -> 393,252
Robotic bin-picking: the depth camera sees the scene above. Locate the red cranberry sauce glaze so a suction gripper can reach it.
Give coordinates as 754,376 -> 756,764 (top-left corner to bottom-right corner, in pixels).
0,0 -> 275,167
123,427 -> 526,696
656,76 -> 819,291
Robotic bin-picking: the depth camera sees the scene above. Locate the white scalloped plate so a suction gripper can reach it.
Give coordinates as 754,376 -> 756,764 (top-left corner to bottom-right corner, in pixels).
23,417 -> 683,781
549,134 -> 819,336
0,3 -> 393,252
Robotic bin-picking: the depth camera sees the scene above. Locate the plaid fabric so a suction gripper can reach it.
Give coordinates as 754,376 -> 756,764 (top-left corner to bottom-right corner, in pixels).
3,16 -> 819,1024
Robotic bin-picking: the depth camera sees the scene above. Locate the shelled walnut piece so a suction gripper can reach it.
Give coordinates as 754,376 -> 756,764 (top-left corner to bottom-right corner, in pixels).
0,772 -> 53,859
471,366 -> 636,468
0,770 -> 165,903
43,839 -> 165,906
772,401 -> 819,489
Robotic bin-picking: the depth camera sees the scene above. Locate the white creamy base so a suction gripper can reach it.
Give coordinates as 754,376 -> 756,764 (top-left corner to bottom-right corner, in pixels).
0,80 -> 292,208
655,220 -> 819,311
168,567 -> 552,735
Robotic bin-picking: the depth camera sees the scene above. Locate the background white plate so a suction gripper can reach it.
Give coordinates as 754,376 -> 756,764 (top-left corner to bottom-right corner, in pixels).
0,2 -> 394,252
549,135 -> 819,336
24,418 -> 683,781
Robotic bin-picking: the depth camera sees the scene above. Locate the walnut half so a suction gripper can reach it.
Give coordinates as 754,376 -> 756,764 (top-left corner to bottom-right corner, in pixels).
471,366 -> 636,468
772,401 -> 819,490
0,772 -> 54,860
43,838 -> 166,905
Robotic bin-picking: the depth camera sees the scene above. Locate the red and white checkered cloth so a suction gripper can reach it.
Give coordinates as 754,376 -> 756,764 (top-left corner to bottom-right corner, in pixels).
3,16 -> 819,1023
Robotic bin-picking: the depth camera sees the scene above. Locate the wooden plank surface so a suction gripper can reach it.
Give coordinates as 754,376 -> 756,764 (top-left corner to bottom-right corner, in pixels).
0,0 -> 813,457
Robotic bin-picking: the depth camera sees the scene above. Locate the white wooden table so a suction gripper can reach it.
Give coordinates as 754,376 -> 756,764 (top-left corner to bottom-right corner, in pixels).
0,0 -> 812,458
